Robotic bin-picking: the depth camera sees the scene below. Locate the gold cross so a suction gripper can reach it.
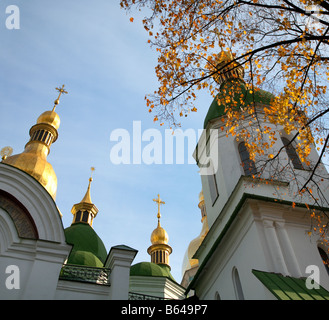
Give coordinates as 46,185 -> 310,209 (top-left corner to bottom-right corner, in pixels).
89,167 -> 95,182
153,194 -> 165,220
53,84 -> 68,111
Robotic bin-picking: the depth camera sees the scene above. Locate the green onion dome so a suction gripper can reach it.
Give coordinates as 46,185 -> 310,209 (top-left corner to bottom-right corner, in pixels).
130,262 -> 175,281
64,222 -> 107,267
204,78 -> 275,128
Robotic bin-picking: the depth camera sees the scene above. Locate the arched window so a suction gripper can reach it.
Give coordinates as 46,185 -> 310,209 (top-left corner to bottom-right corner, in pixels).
238,142 -> 257,176
214,291 -> 221,300
232,267 -> 245,300
318,247 -> 329,275
281,137 -> 303,170
207,160 -> 219,205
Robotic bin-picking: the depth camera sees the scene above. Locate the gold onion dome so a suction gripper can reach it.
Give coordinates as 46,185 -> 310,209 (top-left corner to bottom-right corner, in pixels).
147,194 -> 172,268
37,110 -> 60,131
208,50 -> 245,86
151,221 -> 169,245
182,190 -> 209,276
2,85 -> 68,200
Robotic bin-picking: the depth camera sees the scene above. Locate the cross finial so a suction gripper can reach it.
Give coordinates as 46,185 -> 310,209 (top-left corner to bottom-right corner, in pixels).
53,84 -> 68,111
80,167 -> 95,204
89,167 -> 95,182
153,194 -> 165,221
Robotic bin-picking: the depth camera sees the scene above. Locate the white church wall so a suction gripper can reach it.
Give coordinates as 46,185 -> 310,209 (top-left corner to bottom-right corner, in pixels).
192,193 -> 329,299
197,128 -> 243,229
55,280 -> 111,300
194,202 -> 276,300
0,203 -> 65,299
130,276 -> 185,299
283,217 -> 329,291
0,164 -> 71,299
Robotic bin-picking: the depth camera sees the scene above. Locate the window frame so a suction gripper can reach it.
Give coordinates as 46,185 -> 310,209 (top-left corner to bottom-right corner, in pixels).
238,141 -> 257,176
281,137 -> 304,170
206,160 -> 219,206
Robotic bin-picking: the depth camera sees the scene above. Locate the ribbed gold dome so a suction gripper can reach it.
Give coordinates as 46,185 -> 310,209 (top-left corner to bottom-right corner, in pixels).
181,237 -> 200,274
2,86 -> 67,200
207,50 -> 244,85
3,109 -> 60,199
37,110 -> 60,130
181,190 -> 209,278
217,50 -> 234,63
151,222 -> 169,245
147,194 -> 172,267
4,151 -> 58,199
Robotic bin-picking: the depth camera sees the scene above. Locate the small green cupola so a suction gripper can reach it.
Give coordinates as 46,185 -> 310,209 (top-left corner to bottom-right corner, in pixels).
64,168 -> 107,268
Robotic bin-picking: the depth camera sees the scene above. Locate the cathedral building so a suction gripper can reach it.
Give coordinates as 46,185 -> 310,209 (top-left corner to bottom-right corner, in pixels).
2,49 -> 329,300
181,51 -> 329,300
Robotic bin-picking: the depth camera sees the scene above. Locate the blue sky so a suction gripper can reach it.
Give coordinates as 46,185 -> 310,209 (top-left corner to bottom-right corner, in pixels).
0,1 -> 214,282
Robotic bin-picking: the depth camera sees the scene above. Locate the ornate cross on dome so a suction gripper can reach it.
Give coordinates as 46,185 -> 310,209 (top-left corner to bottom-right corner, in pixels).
53,84 -> 68,111
153,194 -> 165,220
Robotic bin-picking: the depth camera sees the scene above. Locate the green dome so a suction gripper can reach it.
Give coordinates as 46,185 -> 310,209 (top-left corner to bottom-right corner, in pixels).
204,79 -> 274,128
64,223 -> 107,267
130,262 -> 175,281
67,250 -> 104,268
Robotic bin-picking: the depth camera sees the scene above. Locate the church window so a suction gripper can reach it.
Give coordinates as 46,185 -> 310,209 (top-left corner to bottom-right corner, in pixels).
75,210 -> 82,222
208,174 -> 219,205
232,267 -> 244,300
281,137 -> 303,170
318,247 -> 329,275
238,142 -> 257,176
82,211 -> 89,223
215,291 -> 221,300
207,161 -> 219,205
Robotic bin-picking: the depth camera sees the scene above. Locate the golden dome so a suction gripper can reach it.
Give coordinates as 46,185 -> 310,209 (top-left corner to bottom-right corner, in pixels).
181,190 -> 209,277
37,110 -> 60,130
181,236 -> 200,274
2,86 -> 67,200
217,51 -> 233,63
199,190 -> 204,202
207,50 -> 244,85
147,194 -> 172,267
151,222 -> 169,245
4,150 -> 58,199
